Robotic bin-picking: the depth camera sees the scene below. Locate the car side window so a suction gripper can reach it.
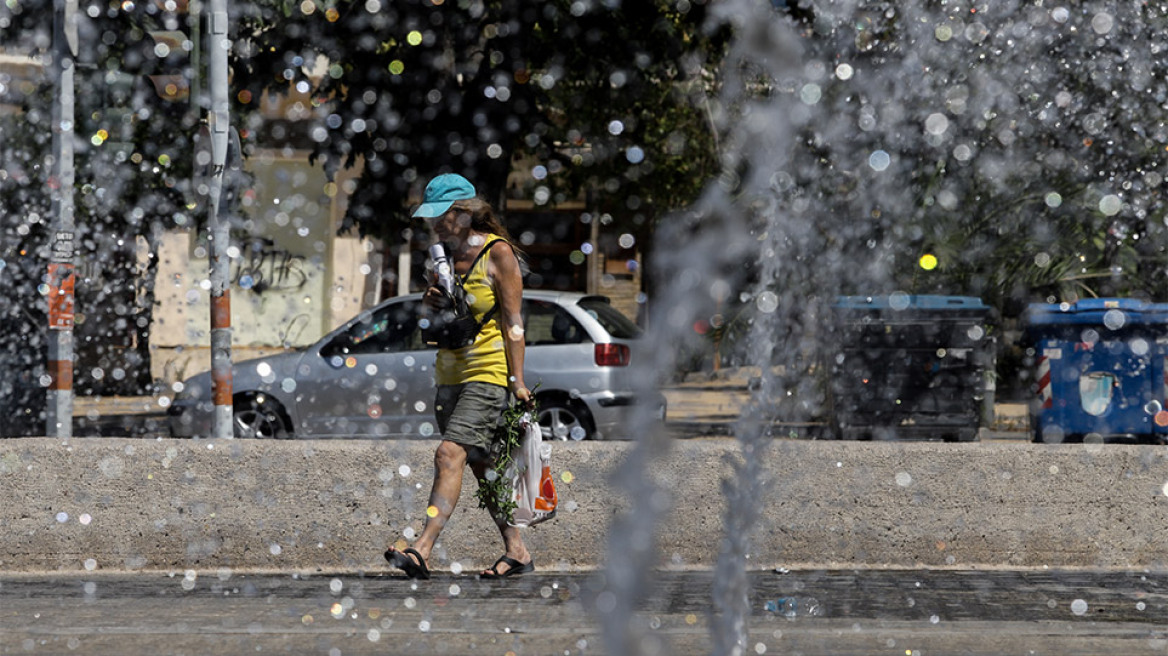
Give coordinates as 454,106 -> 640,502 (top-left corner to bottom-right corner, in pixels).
321,301 -> 427,356
523,300 -> 588,345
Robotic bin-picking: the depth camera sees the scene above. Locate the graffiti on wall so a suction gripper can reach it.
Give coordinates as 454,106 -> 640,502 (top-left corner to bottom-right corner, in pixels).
233,238 -> 309,293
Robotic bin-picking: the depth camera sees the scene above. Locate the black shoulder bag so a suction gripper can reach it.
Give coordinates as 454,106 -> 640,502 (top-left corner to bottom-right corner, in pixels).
421,239 -> 503,350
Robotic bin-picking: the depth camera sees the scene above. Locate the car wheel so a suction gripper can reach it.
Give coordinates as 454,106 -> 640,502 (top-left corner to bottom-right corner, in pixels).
537,400 -> 592,441
234,395 -> 291,439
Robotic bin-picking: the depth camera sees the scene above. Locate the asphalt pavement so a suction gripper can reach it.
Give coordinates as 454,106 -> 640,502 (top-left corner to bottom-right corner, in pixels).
3,569 -> 1166,655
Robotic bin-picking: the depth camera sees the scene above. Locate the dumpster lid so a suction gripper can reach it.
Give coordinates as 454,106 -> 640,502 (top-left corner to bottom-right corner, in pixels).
834,294 -> 988,311
1024,298 -> 1168,328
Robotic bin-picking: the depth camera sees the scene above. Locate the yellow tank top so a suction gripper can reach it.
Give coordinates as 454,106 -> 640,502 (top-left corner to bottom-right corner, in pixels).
435,235 -> 510,387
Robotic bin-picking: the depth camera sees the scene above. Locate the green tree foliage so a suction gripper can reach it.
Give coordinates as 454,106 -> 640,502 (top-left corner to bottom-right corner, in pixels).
762,1 -> 1168,308
232,0 -> 729,244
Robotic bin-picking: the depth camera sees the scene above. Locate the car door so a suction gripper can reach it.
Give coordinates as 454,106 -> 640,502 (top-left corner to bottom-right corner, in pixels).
294,299 -> 438,438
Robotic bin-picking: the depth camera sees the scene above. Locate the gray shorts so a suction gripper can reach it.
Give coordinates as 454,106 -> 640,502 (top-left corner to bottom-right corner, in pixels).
434,382 -> 507,452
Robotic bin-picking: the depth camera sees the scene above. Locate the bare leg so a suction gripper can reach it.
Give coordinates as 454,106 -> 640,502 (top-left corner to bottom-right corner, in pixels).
389,440 -> 469,571
470,458 -> 531,574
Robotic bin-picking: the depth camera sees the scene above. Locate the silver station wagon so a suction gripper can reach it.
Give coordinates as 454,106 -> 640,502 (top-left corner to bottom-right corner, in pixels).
168,291 -> 665,440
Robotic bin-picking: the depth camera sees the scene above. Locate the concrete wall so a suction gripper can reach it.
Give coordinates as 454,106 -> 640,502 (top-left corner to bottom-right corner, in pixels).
4,438 -> 1168,574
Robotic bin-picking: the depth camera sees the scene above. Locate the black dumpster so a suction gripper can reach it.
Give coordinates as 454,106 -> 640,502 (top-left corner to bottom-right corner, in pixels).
828,295 -> 995,441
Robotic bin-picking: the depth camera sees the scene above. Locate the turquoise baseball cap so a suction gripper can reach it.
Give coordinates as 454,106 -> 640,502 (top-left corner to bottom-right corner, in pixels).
412,173 -> 477,218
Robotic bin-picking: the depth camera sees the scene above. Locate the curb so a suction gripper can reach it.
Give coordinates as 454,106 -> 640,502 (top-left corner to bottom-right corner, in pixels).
4,437 -> 1164,573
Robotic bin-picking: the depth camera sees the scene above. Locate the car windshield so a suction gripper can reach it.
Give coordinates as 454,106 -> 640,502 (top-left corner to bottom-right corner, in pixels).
577,297 -> 641,339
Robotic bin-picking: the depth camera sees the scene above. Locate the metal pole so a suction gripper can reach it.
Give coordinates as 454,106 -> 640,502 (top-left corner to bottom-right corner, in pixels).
206,0 -> 233,438
47,0 -> 78,438
188,0 -> 201,117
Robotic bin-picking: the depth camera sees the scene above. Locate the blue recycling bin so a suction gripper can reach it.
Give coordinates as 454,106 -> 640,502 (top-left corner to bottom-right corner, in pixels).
829,295 -> 995,441
1024,298 -> 1168,443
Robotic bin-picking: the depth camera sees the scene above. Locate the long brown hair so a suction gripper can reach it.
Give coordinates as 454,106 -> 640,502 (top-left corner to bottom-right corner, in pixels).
450,196 -> 527,270
450,197 -> 513,242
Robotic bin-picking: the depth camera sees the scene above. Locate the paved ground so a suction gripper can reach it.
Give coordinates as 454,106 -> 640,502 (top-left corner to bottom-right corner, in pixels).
3,569 -> 1167,655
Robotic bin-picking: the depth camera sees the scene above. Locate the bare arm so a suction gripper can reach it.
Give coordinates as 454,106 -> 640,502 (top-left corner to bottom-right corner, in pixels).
489,241 -> 530,404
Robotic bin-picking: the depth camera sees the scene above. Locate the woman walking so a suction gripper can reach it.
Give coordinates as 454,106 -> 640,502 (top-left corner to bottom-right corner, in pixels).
385,173 -> 535,579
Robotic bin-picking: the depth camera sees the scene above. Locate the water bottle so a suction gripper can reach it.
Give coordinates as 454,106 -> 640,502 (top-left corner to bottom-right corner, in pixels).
429,243 -> 455,295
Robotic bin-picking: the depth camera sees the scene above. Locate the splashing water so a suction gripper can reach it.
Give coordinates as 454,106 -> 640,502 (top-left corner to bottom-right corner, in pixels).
597,3 -> 813,653
604,0 -> 1168,652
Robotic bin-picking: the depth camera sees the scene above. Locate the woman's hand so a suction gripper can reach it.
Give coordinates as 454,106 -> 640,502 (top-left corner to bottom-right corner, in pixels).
513,385 -> 533,408
422,286 -> 451,311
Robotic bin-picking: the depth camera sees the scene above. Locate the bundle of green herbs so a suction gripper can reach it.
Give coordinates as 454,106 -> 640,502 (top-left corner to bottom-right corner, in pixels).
475,398 -> 539,522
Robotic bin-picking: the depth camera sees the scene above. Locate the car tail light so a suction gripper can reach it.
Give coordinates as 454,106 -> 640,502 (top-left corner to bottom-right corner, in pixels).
595,343 -> 630,367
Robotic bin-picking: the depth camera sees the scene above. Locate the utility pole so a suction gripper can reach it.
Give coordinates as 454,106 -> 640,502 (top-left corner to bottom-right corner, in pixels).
205,0 -> 233,438
47,0 -> 78,438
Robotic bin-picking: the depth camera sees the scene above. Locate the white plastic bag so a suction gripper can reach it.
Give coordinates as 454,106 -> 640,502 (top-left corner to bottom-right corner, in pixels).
508,412 -> 558,527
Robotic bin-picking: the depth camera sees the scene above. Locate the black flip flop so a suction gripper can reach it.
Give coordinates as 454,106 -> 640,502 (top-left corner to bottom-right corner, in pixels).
480,555 -> 534,579
385,547 -> 431,580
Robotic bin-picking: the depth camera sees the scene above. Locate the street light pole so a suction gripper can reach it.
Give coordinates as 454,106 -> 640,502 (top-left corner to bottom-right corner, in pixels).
47,0 -> 78,438
205,0 -> 233,438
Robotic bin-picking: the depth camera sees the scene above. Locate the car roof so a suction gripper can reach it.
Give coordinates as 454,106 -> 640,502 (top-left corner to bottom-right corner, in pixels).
523,289 -> 606,304
387,290 -> 609,305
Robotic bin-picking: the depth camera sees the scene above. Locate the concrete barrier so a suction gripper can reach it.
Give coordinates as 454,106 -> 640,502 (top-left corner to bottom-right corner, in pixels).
4,437 -> 1168,574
